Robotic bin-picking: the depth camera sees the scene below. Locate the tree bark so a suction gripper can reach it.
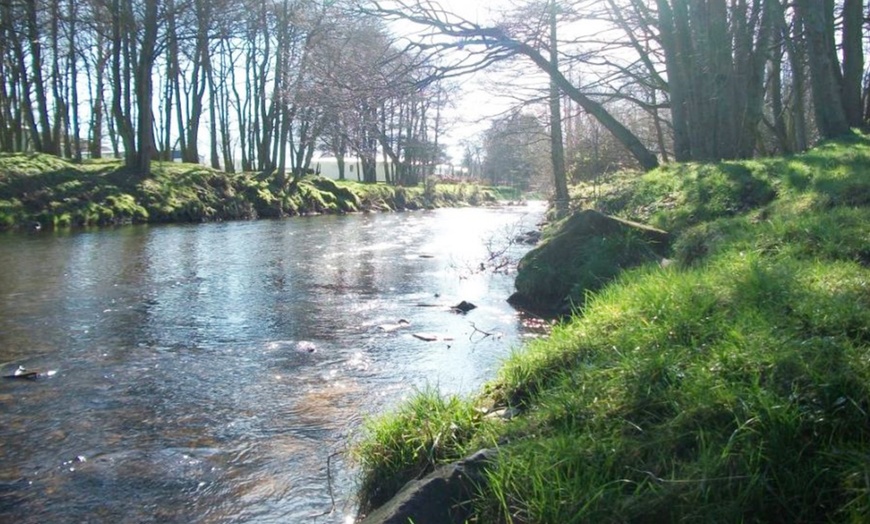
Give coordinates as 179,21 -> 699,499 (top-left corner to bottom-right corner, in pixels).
218,40 -> 235,172
88,41 -> 108,159
166,1 -> 187,159
111,0 -> 136,167
67,0 -> 81,161
133,0 -> 159,174
655,0 -> 691,161
841,0 -> 864,127
549,0 -> 569,216
767,25 -> 790,153
207,50 -> 221,170
795,0 -> 850,138
183,0 -> 211,164
26,0 -> 57,154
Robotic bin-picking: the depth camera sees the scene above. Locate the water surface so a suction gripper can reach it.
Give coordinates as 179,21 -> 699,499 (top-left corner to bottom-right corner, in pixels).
0,204 -> 544,523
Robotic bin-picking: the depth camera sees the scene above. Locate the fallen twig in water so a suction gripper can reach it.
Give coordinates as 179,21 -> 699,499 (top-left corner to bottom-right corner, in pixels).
310,450 -> 344,520
469,322 -> 502,342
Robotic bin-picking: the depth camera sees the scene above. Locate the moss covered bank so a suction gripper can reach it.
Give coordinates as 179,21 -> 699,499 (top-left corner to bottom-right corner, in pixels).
355,132 -> 870,523
0,154 -> 500,230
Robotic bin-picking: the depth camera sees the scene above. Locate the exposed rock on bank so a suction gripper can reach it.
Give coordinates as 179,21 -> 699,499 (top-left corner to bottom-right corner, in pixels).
509,209 -> 670,315
359,449 -> 495,524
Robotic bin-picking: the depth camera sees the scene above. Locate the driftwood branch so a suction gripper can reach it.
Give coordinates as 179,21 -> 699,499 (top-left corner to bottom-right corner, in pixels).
310,450 -> 344,520
469,322 -> 502,342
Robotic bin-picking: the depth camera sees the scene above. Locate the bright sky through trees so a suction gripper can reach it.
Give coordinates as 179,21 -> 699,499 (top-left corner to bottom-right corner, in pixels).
383,0 -> 542,162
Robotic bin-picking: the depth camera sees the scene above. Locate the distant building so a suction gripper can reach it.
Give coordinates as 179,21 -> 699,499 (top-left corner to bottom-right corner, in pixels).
311,156 -> 466,183
311,156 -> 389,182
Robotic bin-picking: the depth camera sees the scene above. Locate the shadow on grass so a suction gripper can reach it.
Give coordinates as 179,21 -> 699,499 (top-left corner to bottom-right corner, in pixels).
787,133 -> 870,207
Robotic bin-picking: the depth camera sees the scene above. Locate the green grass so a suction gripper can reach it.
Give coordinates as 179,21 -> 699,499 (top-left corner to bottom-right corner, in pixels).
474,253 -> 870,523
333,179 -> 498,212
0,154 -> 500,230
353,387 -> 492,514
353,132 -> 870,522
578,130 -> 870,234
0,153 -> 148,227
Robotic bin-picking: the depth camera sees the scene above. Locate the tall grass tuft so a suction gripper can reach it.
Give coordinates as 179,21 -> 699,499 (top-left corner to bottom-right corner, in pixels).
353,387 -> 488,514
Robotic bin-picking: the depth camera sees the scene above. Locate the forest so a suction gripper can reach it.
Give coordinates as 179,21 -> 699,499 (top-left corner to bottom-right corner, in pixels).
1,0 -> 867,199
0,0 -> 458,188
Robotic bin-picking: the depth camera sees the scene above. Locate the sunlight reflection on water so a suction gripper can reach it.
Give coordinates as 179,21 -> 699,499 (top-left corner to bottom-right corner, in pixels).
0,203 -> 545,523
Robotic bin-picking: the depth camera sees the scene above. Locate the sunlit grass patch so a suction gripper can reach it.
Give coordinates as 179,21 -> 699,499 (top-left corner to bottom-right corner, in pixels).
672,204 -> 870,267
473,251 -> 870,522
0,152 -> 506,229
353,387 -> 488,514
578,132 -> 870,235
578,157 -> 776,233
0,152 -> 78,176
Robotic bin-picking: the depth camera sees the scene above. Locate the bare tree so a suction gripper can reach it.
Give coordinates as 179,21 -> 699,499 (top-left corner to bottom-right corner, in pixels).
364,0 -> 660,170
483,112 -> 551,192
547,0 -> 568,215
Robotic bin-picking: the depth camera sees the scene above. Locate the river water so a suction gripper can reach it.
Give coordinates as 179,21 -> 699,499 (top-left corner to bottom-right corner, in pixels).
0,204 -> 545,523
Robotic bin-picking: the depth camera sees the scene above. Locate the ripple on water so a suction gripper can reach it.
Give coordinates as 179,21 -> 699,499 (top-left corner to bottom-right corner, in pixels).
0,204 -> 546,523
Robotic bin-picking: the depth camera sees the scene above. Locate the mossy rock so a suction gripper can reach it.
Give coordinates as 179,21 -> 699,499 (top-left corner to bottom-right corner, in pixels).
510,209 -> 670,315
309,176 -> 361,212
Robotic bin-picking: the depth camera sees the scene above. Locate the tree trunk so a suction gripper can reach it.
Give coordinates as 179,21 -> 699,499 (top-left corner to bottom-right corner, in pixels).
796,0 -> 850,138
336,150 -> 346,180
183,1 -> 209,164
207,52 -> 221,170
767,28 -> 791,153
0,3 -> 9,151
89,43 -> 107,159
26,0 -> 57,155
785,3 -> 809,151
233,40 -> 251,171
656,0 -> 691,161
0,0 -> 16,151
735,0 -> 774,158
67,0 -> 82,161
218,41 -> 235,173
50,0 -> 69,157
12,29 -> 40,151
166,1 -> 186,159
112,0 -> 136,167
0,55 -> 10,151
549,0 -> 569,216
132,0 -> 159,174
841,0 -> 864,127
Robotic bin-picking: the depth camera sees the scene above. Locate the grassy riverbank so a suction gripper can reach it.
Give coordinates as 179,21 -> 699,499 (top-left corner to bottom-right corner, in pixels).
0,154 -> 499,230
355,132 -> 870,522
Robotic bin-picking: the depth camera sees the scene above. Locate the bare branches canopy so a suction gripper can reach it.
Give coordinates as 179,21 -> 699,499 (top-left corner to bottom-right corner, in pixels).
0,0 -> 867,184
364,0 -> 869,174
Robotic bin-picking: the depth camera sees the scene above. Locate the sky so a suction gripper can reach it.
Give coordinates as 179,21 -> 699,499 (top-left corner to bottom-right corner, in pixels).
410,0 -> 615,164
383,0 -> 532,163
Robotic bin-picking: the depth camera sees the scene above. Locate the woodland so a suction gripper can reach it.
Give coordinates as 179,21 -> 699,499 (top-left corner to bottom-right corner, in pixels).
1,0 -> 867,197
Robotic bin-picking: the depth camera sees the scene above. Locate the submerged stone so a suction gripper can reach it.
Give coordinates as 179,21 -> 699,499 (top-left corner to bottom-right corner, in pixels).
451,300 -> 477,313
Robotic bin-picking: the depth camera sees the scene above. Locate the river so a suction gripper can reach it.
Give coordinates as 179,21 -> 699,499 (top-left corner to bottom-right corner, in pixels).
0,204 -> 545,523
